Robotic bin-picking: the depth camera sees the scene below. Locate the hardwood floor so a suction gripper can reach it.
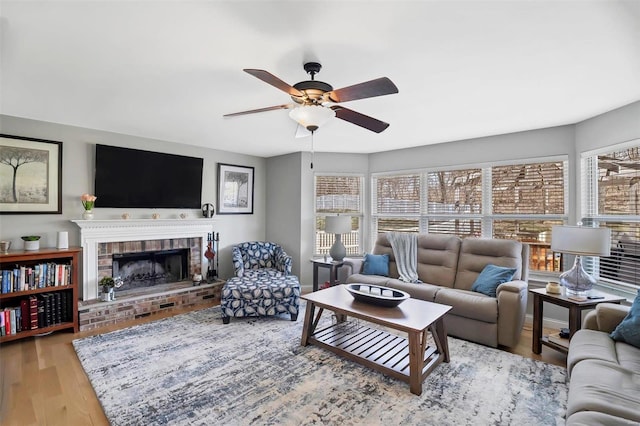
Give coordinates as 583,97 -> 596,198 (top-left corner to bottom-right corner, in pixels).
0,304 -> 567,426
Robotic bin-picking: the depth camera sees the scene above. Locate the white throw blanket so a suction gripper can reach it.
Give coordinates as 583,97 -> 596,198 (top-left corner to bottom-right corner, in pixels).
387,232 -> 422,283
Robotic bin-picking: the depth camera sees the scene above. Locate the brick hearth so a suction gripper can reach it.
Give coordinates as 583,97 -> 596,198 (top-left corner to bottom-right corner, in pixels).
78,281 -> 224,331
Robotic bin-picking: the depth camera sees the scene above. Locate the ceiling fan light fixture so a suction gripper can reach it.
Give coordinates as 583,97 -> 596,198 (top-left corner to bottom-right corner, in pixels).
289,104 -> 335,132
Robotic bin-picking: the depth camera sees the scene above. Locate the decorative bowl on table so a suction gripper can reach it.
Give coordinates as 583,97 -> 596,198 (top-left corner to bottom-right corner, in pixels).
346,284 -> 410,308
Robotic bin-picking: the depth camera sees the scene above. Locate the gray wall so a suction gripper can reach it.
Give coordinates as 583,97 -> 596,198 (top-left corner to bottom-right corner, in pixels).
2,99 -> 639,307
0,115 -> 267,281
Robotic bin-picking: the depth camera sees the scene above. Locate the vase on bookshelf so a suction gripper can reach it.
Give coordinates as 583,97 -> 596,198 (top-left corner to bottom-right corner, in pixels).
82,209 -> 94,220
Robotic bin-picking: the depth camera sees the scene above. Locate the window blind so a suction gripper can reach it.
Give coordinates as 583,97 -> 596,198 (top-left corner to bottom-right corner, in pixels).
314,174 -> 364,256
372,174 -> 421,214
582,145 -> 640,287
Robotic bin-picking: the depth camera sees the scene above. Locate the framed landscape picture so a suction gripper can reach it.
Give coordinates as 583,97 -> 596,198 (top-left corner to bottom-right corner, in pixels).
217,163 -> 254,214
0,134 -> 63,214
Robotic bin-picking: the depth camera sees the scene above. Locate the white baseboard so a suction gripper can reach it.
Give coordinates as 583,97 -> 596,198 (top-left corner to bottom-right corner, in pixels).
524,313 -> 567,330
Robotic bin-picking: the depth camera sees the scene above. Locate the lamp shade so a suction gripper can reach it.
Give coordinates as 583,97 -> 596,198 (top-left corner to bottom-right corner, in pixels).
325,215 -> 351,235
289,105 -> 335,131
551,225 -> 611,256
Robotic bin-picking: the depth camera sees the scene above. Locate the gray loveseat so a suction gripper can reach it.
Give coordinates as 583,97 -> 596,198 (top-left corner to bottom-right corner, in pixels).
345,233 -> 529,348
566,303 -> 640,425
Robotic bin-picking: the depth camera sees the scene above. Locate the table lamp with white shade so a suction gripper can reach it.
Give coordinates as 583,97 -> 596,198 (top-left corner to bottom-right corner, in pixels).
551,225 -> 611,296
325,215 -> 352,261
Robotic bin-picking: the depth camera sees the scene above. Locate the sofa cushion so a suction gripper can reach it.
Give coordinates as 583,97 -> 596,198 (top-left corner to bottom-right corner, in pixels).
610,290 -> 640,348
567,411 -> 640,426
616,341 -> 640,372
346,273 -> 391,287
382,279 -> 440,301
567,329 -> 619,376
567,359 -> 640,423
470,264 -> 516,297
362,253 -> 390,276
372,233 -> 461,288
454,238 -> 522,291
434,288 -> 497,323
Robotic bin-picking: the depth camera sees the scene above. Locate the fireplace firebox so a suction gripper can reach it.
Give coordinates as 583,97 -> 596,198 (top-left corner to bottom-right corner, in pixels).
112,248 -> 189,292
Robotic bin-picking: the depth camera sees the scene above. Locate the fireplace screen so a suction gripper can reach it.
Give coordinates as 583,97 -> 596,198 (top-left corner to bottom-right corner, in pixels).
112,248 -> 189,291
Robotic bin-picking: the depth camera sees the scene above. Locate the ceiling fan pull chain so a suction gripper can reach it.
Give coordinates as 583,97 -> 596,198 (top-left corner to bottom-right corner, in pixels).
310,130 -> 315,169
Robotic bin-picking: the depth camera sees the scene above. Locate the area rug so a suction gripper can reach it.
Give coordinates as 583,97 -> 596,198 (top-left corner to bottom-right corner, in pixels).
73,304 -> 568,426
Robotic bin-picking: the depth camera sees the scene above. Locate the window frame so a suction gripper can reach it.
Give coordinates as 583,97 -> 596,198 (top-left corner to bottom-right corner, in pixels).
580,139 -> 640,295
371,156 -> 569,275
314,173 -> 365,257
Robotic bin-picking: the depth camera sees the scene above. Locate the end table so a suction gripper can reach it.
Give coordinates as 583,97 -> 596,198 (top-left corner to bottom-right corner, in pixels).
529,287 -> 625,354
311,259 -> 345,292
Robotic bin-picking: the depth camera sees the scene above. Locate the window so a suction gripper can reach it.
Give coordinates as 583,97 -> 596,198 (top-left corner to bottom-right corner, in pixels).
372,158 -> 568,272
491,161 -> 567,272
426,169 -> 482,237
582,143 -> 640,288
315,174 -> 364,256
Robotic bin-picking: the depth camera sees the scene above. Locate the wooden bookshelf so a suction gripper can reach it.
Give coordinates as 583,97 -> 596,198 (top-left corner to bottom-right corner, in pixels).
0,247 -> 81,342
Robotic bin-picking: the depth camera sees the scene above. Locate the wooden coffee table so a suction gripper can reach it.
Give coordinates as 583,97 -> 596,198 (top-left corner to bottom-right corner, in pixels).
301,285 -> 452,395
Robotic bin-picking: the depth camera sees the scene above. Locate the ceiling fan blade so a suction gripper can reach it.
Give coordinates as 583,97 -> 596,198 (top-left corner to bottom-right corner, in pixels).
223,104 -> 293,117
244,69 -> 304,97
327,77 -> 398,103
331,106 -> 390,133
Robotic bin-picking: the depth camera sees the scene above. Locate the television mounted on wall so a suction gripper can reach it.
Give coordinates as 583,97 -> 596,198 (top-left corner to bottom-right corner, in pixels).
94,144 -> 203,209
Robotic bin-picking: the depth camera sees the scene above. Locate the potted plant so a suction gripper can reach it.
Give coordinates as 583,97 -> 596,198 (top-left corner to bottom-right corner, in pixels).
100,276 -> 116,302
21,235 -> 41,251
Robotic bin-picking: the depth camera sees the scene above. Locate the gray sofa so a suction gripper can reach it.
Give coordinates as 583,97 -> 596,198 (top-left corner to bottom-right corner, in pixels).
345,233 -> 529,348
566,303 -> 640,425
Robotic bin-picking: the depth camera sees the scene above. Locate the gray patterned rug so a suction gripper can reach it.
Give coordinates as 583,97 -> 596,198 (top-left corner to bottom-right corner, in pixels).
73,304 -> 568,425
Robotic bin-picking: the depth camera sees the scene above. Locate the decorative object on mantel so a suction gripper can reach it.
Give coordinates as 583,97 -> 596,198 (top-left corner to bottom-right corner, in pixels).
121,213 -> 130,220
81,193 -> 97,220
202,203 -> 215,218
21,235 -> 41,251
152,213 -> 160,219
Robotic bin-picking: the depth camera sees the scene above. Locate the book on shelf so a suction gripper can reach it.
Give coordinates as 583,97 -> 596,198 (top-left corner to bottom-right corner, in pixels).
29,295 -> 38,330
0,261 -> 73,294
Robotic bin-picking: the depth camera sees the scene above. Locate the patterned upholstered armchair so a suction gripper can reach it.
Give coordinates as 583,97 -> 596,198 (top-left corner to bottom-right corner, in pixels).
223,241 -> 300,324
232,241 -> 293,278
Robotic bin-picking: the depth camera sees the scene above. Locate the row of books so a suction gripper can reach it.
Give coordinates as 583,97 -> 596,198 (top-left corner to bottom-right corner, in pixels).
1,262 -> 72,294
0,292 -> 74,336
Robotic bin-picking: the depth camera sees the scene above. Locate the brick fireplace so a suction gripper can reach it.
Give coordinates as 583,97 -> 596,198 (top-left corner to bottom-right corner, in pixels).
98,238 -> 199,295
72,218 -> 216,301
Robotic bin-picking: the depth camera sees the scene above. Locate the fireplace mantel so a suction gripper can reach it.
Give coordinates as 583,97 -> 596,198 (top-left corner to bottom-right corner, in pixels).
72,219 -> 216,300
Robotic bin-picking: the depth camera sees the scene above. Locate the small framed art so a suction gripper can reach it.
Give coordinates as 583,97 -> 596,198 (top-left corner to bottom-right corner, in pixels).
217,163 -> 254,214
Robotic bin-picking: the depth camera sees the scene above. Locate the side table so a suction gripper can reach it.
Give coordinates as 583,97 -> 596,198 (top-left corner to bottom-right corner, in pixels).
529,287 -> 625,354
311,259 -> 345,292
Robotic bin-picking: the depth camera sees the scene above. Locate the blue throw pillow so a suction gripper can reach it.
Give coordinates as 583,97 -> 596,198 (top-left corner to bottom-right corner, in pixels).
610,290 -> 640,348
362,253 -> 390,276
471,264 -> 517,298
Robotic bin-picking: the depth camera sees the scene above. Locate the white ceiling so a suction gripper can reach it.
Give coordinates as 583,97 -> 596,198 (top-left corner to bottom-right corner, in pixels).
1,1 -> 639,158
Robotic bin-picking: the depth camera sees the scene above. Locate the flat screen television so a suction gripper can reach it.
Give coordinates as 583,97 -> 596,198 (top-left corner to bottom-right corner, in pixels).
94,144 -> 203,209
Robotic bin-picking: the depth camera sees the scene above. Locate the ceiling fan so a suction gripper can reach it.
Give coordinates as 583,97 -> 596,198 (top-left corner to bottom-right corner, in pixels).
224,62 -> 399,134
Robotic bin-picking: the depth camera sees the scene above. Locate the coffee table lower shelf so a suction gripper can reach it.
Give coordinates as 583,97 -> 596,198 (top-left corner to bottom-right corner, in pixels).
308,321 -> 442,388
